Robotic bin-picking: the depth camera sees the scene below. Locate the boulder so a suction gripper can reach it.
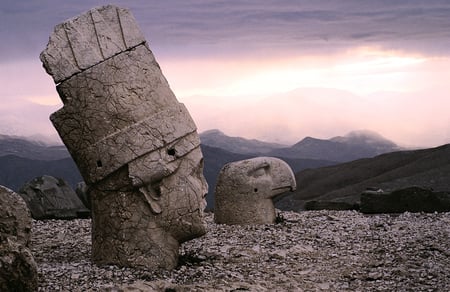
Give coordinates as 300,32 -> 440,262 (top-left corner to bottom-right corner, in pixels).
0,186 -> 32,245
214,157 -> 296,225
0,186 -> 38,291
18,175 -> 89,219
360,186 -> 450,213
0,240 -> 38,292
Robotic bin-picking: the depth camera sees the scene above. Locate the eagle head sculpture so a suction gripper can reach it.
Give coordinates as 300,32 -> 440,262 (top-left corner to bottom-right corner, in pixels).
214,157 -> 296,225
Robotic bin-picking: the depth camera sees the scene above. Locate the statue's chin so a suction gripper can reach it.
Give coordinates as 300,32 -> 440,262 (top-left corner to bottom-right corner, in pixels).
175,212 -> 207,243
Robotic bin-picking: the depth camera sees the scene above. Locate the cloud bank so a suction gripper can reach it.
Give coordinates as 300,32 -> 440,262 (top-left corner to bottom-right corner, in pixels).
0,1 -> 449,147
2,0 -> 450,61
183,87 -> 450,147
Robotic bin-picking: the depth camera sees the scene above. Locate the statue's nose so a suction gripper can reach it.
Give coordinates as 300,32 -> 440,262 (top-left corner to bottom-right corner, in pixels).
269,159 -> 297,197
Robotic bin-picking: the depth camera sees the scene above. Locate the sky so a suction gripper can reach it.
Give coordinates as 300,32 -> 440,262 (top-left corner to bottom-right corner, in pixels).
1,0 -> 450,147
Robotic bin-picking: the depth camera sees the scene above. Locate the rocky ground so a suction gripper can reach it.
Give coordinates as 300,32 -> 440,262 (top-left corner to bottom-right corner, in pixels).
31,210 -> 450,291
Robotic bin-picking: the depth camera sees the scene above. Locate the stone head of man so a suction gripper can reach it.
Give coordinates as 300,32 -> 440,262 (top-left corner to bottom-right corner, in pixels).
126,133 -> 208,243
214,157 -> 296,225
40,5 -> 207,270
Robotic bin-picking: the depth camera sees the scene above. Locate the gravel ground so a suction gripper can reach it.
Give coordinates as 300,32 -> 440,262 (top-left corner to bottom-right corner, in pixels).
31,210 -> 450,291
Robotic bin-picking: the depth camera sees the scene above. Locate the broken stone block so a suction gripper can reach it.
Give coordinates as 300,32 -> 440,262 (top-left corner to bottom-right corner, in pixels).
41,5 -> 207,270
18,175 -> 89,219
360,186 -> 450,213
40,5 -> 145,84
214,157 -> 296,225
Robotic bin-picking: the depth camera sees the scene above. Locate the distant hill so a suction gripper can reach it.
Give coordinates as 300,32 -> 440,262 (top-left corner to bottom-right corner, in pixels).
268,130 -> 402,162
274,144 -> 450,211
0,134 -> 69,160
1,132 -> 415,212
0,155 -> 82,191
0,134 -> 335,210
200,129 -> 286,154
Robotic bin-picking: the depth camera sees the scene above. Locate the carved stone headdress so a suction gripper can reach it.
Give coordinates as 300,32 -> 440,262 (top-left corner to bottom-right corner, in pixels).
40,5 -> 199,187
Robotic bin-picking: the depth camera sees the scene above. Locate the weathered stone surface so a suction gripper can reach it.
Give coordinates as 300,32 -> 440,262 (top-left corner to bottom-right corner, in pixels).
0,186 -> 32,245
90,145 -> 207,270
214,157 -> 296,225
50,45 -> 193,184
0,186 -> 38,292
360,186 -> 450,213
0,240 -> 38,292
40,5 -> 145,83
18,175 -> 89,220
41,5 -> 207,270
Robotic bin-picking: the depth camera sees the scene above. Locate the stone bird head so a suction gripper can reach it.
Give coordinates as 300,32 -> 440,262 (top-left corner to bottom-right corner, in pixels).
214,157 -> 296,225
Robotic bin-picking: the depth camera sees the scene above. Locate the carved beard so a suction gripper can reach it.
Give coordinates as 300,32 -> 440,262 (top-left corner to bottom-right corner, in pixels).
154,148 -> 208,242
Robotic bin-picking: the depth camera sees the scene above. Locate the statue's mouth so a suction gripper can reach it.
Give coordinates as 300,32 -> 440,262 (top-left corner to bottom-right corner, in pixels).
272,185 -> 296,192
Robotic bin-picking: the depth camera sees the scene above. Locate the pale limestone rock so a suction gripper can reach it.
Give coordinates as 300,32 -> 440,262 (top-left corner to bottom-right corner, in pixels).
214,157 -> 296,225
41,5 -> 207,270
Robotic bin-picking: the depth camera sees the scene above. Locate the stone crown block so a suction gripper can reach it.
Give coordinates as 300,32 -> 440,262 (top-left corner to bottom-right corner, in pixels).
40,5 -> 146,84
48,43 -> 197,184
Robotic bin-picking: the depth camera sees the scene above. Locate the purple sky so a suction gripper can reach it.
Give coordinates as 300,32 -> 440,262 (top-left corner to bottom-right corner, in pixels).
1,0 -> 449,147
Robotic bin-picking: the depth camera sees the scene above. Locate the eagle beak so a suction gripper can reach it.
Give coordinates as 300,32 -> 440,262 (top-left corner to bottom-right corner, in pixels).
269,158 -> 297,197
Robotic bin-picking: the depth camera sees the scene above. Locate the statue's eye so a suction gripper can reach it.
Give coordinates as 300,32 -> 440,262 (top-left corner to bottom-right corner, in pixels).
247,162 -> 270,178
251,167 -> 266,178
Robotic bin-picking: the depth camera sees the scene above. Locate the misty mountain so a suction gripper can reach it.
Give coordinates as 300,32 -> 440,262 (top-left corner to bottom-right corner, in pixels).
274,144 -> 450,212
0,96 -> 61,144
0,134 -> 69,160
186,87 -> 450,148
200,129 -> 286,154
268,130 -> 402,162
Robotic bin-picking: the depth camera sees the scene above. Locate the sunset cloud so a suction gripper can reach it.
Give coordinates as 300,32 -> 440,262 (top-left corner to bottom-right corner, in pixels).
0,1 -> 449,147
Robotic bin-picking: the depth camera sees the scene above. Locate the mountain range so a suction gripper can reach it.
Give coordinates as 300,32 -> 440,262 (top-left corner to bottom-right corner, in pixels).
274,144 -> 450,211
0,134 -> 69,160
1,130 -> 448,211
0,133 -> 335,208
199,129 -> 287,154
0,155 -> 82,191
200,129 -> 402,162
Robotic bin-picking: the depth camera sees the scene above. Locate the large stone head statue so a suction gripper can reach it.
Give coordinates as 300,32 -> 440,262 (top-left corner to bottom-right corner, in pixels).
40,5 -> 207,270
214,157 -> 296,225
